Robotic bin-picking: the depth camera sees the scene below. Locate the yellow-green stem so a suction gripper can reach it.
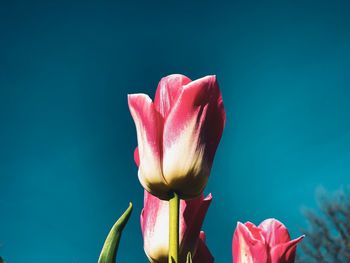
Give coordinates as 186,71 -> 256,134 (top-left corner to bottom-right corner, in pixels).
169,192 -> 179,263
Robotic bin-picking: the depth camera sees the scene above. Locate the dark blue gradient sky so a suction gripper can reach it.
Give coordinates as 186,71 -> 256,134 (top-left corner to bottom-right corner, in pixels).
1,0 -> 350,262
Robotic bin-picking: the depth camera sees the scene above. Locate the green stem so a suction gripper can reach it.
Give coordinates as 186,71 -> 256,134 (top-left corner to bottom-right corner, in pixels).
169,192 -> 179,263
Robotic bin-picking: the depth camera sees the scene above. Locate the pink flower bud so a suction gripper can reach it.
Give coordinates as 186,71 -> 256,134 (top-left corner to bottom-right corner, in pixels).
141,190 -> 214,263
232,219 -> 304,263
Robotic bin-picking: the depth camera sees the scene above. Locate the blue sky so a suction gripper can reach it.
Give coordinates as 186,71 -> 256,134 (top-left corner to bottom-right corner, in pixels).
1,0 -> 350,262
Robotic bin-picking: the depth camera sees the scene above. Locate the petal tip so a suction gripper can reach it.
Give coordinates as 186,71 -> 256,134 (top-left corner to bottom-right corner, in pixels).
236,221 -> 244,228
295,235 -> 305,243
204,193 -> 213,201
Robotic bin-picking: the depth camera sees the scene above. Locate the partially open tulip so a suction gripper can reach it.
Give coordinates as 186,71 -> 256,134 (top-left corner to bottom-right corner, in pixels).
141,190 -> 214,263
232,219 -> 304,263
128,74 -> 225,200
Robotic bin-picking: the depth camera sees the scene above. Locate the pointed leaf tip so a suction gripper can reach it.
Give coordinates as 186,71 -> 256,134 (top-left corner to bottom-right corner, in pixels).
98,203 -> 133,263
186,252 -> 192,263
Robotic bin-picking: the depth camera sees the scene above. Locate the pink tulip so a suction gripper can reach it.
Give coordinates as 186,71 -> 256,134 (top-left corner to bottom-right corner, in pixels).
232,219 -> 304,263
141,190 -> 214,263
128,74 -> 225,200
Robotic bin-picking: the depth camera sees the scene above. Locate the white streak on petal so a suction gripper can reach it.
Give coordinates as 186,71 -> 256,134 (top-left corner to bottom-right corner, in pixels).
163,108 -> 210,197
128,94 -> 169,198
143,201 -> 169,263
238,233 -> 254,263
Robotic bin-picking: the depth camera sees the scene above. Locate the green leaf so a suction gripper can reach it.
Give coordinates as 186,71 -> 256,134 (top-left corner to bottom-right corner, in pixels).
98,203 -> 133,263
186,252 -> 192,263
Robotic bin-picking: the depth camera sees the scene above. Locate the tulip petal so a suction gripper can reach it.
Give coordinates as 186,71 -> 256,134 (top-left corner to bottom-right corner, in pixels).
232,222 -> 268,263
180,194 -> 212,262
192,231 -> 214,263
270,235 -> 304,263
163,75 -> 225,199
141,191 -> 170,263
258,218 -> 291,246
134,147 -> 140,167
128,94 -> 169,198
154,74 -> 192,118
